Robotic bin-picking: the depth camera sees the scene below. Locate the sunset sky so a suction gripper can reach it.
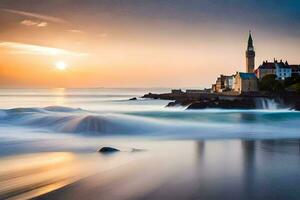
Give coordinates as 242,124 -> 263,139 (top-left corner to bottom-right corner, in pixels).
1,0 -> 300,88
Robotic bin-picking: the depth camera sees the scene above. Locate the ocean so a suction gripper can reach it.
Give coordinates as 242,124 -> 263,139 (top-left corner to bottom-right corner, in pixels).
1,88 -> 300,200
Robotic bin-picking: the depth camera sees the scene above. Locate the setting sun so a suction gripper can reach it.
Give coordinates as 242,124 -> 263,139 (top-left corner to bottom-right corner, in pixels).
55,61 -> 67,71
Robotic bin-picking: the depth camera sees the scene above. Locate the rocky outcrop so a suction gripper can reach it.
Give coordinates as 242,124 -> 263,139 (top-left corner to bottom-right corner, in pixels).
143,91 -> 300,110
187,99 -> 256,109
142,92 -> 218,101
280,93 -> 300,111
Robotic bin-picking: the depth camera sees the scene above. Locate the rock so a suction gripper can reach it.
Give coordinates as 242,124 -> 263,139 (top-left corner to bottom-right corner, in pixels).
280,94 -> 300,111
129,97 -> 137,101
142,93 -> 165,99
144,90 -> 300,110
187,101 -> 209,109
98,147 -> 120,154
166,101 -> 177,107
166,100 -> 192,107
292,101 -> 300,111
187,99 -> 257,110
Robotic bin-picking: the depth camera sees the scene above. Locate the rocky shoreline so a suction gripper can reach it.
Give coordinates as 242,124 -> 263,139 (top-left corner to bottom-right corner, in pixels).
141,92 -> 300,110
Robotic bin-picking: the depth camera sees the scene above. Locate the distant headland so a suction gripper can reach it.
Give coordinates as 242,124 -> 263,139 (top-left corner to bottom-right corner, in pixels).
142,31 -> 300,110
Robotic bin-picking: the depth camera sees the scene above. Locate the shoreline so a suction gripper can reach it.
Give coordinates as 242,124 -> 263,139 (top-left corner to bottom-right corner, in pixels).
141,91 -> 300,110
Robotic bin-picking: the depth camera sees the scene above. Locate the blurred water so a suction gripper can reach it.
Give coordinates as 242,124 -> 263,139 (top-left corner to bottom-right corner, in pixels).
0,88 -> 171,112
0,88 -> 300,200
0,88 -> 300,154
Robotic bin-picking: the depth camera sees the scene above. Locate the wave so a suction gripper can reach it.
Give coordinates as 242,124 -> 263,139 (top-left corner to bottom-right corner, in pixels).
0,106 -> 164,136
6,106 -> 81,113
1,106 -> 300,139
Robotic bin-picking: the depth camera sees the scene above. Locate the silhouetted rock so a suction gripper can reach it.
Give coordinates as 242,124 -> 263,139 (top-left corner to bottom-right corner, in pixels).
166,101 -> 177,107
129,97 -> 137,101
98,147 -> 120,154
187,101 -> 209,109
187,99 -> 256,109
143,91 -> 300,110
279,93 -> 300,111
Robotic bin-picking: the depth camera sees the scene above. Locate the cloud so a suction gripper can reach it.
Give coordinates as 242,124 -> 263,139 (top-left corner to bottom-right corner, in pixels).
2,8 -> 68,24
0,42 -> 88,57
67,29 -> 85,34
37,22 -> 48,27
20,19 -> 48,27
20,19 -> 37,26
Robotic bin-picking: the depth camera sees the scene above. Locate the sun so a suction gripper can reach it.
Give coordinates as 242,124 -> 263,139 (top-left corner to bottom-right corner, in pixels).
55,61 -> 67,71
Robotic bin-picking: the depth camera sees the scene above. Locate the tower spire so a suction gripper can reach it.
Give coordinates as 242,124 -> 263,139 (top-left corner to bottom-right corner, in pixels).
248,30 -> 253,48
246,31 -> 255,73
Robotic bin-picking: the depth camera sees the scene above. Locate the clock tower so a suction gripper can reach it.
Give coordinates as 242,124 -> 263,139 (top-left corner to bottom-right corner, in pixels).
246,31 -> 255,73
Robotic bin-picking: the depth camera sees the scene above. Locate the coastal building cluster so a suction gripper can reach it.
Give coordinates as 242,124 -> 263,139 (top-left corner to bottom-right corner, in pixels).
212,32 -> 300,94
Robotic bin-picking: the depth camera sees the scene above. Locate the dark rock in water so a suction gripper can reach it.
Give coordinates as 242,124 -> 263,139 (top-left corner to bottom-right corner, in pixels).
142,93 -> 166,100
187,99 -> 257,110
166,101 -> 177,107
187,101 -> 209,109
166,100 -> 192,107
129,97 -> 137,101
98,147 -> 120,154
294,101 -> 300,111
98,147 -> 146,154
280,94 -> 300,111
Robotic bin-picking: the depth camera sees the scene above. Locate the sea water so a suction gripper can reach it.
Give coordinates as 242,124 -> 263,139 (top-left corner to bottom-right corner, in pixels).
1,88 -> 299,141
1,88 -> 300,200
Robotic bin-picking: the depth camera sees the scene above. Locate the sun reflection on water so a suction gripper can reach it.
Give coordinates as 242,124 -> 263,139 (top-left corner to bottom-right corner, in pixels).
52,88 -> 66,105
0,152 -> 77,200
0,150 -> 142,200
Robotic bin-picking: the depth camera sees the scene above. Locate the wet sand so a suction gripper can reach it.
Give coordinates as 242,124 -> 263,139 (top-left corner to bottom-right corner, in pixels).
0,148 -> 143,200
1,139 -> 298,200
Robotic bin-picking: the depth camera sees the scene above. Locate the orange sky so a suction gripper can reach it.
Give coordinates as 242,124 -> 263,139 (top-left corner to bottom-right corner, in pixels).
1,2 -> 300,88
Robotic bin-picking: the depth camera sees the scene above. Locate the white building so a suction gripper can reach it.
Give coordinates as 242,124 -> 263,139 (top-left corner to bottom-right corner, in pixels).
275,61 -> 292,80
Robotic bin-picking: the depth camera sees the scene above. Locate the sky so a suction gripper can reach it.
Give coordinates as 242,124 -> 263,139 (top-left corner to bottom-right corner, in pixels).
1,0 -> 300,88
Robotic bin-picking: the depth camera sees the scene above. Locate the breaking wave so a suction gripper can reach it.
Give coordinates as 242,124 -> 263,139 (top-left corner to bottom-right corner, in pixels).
1,106 -> 300,139
0,106 -> 164,135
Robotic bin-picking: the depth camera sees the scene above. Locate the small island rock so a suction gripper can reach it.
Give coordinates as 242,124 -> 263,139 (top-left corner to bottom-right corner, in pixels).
98,147 -> 120,154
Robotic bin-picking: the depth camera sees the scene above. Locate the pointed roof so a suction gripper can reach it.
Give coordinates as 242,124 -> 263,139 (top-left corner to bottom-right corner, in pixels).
248,31 -> 253,48
258,61 -> 276,70
276,61 -> 291,69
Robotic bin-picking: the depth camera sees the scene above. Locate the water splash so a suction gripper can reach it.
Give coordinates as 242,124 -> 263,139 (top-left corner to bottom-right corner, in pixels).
255,98 -> 279,110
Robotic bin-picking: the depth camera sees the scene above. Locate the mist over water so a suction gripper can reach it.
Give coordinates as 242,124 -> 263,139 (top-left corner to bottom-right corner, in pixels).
1,88 -> 300,200
0,88 -> 300,150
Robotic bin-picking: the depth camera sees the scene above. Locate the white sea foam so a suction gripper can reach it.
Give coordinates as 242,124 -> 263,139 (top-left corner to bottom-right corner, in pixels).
0,105 -> 300,140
